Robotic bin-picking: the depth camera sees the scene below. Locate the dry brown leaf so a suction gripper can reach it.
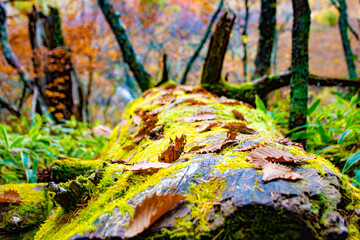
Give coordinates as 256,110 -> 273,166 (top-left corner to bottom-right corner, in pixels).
152,94 -> 176,105
235,141 -> 261,151
232,109 -> 247,122
110,149 -> 139,164
133,115 -> 159,143
125,192 -> 186,238
123,145 -> 136,150
262,162 -> 302,182
276,137 -> 304,150
222,122 -> 258,135
93,125 -> 112,137
149,125 -> 164,140
216,96 -> 241,105
185,99 -> 207,105
247,146 -> 313,168
147,107 -> 164,116
128,162 -> 172,172
196,121 -> 219,133
197,131 -> 238,154
158,134 -> 186,163
0,190 -> 22,203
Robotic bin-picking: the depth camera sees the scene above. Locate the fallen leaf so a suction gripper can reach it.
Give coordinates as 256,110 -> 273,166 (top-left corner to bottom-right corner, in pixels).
216,96 -> 240,105
222,122 -> 258,135
123,145 -> 136,150
110,149 -> 139,164
93,125 -> 112,137
232,109 -> 247,121
152,94 -> 176,105
158,134 -> 186,163
0,190 -> 22,203
133,115 -> 159,143
262,162 -> 302,182
149,125 -> 164,140
185,99 -> 207,105
235,141 -> 261,151
124,192 -> 186,238
197,131 -> 238,154
128,162 -> 172,172
196,121 -> 219,133
276,137 -> 304,150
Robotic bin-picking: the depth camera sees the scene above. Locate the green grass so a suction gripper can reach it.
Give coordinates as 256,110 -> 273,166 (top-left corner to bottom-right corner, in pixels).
0,114 -> 107,184
266,90 -> 360,187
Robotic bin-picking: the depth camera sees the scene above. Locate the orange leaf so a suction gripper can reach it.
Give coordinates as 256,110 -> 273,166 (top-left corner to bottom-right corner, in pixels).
232,109 -> 247,121
158,134 -> 186,163
124,192 -> 186,238
222,122 -> 258,135
0,190 -> 22,203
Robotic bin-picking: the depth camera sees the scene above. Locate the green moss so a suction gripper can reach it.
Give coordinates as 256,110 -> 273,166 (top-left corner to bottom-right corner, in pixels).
51,158 -> 103,182
0,183 -> 52,237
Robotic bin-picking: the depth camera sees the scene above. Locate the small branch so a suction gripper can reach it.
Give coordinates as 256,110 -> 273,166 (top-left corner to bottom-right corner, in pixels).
0,94 -> 21,117
179,0 -> 223,85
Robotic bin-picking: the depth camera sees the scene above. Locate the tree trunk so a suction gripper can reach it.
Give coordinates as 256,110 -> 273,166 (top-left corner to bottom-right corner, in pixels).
337,0 -> 358,79
288,0 -> 311,143
201,11 -> 235,86
180,0 -> 223,85
98,0 -> 154,91
28,6 -> 83,122
254,0 -> 276,78
4,85 -> 360,240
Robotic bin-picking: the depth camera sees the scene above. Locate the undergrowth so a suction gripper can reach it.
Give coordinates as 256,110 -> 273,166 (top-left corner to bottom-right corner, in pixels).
0,114 -> 107,184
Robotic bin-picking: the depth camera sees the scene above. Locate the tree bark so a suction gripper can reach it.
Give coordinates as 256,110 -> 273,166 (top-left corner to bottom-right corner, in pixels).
28,6 -> 83,122
241,0 -> 250,81
0,93 -> 21,117
180,0 -> 224,85
254,0 -> 276,78
201,11 -> 235,86
288,0 -> 311,143
7,85 -> 360,240
98,0 -> 154,91
336,0 -> 358,79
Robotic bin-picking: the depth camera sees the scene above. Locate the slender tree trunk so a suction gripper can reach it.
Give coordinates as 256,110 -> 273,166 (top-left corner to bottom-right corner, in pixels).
98,0 -> 154,91
337,0 -> 358,79
241,0 -> 250,81
289,0 -> 311,145
28,6 -> 83,121
0,2 -> 32,90
254,0 -> 276,78
201,11 -> 235,86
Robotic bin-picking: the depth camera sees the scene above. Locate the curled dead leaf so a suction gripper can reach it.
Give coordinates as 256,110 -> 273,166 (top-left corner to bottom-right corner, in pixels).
262,162 -> 302,182
158,134 -> 186,163
124,192 -> 186,238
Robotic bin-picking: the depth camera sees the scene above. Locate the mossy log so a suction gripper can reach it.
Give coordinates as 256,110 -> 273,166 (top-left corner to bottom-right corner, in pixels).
2,85 -> 360,240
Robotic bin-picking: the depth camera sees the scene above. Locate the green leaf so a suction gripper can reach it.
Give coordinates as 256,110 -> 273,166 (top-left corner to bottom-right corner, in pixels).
338,129 -> 352,144
350,94 -> 358,108
342,150 -> 360,173
0,124 -> 9,149
255,95 -> 267,114
10,136 -> 25,149
308,99 -> 320,115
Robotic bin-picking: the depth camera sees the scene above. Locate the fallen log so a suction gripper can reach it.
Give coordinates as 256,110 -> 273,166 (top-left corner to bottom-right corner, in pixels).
1,85 -> 360,240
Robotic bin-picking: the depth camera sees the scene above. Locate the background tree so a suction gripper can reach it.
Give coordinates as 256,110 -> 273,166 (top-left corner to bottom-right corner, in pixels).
288,0 -> 311,146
